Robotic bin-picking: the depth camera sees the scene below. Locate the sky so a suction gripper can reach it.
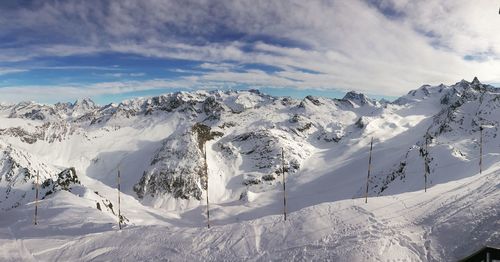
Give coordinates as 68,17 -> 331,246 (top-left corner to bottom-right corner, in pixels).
0,0 -> 499,104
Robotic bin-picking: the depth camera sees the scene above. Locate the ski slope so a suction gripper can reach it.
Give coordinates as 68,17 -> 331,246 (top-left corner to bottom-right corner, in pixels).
0,164 -> 497,261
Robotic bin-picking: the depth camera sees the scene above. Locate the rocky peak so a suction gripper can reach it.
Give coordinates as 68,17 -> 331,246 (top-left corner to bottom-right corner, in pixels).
133,130 -> 206,202
471,76 -> 481,86
69,98 -> 98,119
342,91 -> 373,106
406,85 -> 433,98
55,102 -> 72,111
453,79 -> 471,91
72,98 -> 97,110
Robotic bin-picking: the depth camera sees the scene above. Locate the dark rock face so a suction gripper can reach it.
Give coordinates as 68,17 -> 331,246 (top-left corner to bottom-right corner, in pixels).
0,122 -> 75,144
134,123 -> 223,201
305,96 -> 322,106
0,127 -> 41,144
0,143 -> 84,210
355,117 -> 365,129
42,167 -> 80,198
429,79 -> 500,137
8,103 -> 55,121
231,130 -> 303,185
0,151 -> 25,184
202,96 -> 225,120
135,170 -> 203,200
192,123 -> 224,151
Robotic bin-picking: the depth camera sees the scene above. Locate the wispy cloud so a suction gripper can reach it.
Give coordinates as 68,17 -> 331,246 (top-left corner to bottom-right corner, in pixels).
101,72 -> 146,78
0,68 -> 28,76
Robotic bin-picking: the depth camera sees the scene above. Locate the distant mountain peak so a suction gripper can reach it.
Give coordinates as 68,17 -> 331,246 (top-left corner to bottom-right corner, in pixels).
343,91 -> 373,106
73,97 -> 96,107
471,76 -> 481,85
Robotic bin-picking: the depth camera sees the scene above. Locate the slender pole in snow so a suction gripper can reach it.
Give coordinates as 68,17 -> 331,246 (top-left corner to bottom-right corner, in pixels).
34,170 -> 39,225
365,137 -> 373,204
282,148 -> 287,221
118,169 -> 122,230
479,126 -> 483,174
424,137 -> 428,192
205,143 -> 210,229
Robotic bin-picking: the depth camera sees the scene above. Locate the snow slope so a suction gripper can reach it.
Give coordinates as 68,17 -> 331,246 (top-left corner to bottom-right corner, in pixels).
0,166 -> 497,261
0,78 -> 499,261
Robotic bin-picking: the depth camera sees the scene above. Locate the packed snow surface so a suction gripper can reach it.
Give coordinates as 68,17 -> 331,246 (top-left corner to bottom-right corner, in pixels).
0,78 -> 499,261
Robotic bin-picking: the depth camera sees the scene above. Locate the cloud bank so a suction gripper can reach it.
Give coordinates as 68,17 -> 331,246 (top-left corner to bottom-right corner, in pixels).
0,0 -> 499,102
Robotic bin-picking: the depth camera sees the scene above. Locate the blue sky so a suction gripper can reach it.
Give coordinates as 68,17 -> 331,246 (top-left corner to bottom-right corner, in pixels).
0,0 -> 499,104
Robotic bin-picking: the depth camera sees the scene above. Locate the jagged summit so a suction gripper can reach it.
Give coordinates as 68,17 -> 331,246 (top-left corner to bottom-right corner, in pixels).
393,77 -> 500,106
72,97 -> 97,111
342,91 -> 374,106
471,76 -> 481,85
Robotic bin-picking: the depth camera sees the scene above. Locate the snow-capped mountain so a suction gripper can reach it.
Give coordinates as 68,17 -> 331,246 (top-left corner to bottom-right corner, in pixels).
0,78 -> 498,261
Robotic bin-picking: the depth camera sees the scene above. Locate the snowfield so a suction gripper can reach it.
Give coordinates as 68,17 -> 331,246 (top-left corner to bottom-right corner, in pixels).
0,78 -> 499,261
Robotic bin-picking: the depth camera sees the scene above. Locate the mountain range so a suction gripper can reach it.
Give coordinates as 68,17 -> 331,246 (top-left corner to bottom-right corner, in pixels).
0,77 -> 499,261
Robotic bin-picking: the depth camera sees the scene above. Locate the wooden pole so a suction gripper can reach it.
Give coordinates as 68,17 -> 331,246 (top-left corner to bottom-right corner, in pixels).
365,137 -> 373,203
34,170 -> 39,225
424,136 -> 428,192
205,143 -> 210,228
479,126 -> 483,174
118,169 -> 122,230
282,148 -> 287,221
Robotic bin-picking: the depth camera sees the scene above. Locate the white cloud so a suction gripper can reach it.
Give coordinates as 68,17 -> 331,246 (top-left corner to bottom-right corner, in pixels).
198,63 -> 240,71
378,0 -> 500,55
0,68 -> 28,76
1,0 -> 499,100
101,72 -> 146,78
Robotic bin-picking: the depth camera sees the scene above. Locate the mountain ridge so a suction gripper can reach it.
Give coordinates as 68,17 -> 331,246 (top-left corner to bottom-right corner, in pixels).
0,77 -> 498,260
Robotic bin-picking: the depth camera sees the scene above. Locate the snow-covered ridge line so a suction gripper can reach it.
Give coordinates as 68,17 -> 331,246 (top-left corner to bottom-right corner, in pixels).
1,77 -> 499,207
2,88 -> 380,122
3,77 -> 497,126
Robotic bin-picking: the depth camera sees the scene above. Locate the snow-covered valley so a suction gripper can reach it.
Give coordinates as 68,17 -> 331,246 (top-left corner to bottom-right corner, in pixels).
0,78 -> 499,261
